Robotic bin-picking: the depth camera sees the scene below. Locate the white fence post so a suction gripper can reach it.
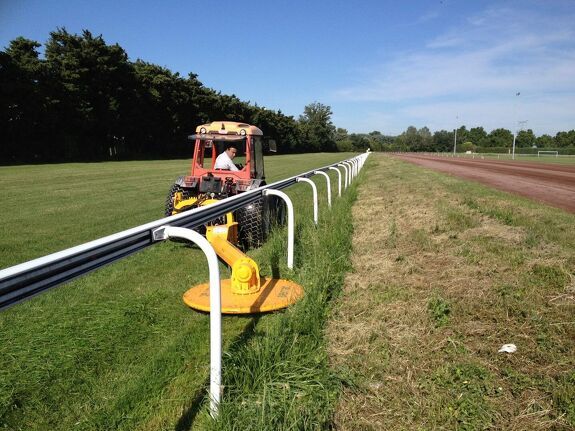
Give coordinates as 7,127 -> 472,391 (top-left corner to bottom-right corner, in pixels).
263,189 -> 295,269
337,163 -> 349,189
328,166 -> 342,197
313,170 -> 331,208
296,177 -> 318,225
343,161 -> 354,183
152,226 -> 222,418
351,159 -> 358,177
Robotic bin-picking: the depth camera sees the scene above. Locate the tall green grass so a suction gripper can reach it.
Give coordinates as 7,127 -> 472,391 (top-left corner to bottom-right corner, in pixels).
0,153 -> 360,430
196,180 -> 359,430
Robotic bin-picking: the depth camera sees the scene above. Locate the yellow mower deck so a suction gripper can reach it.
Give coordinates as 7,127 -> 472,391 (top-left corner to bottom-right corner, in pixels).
183,278 -> 303,314
182,211 -> 303,314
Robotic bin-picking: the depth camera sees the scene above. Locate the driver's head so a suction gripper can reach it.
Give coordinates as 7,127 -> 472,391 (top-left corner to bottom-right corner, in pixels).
225,144 -> 237,159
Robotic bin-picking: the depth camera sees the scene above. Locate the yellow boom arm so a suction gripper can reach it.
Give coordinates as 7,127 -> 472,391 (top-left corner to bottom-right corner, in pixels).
206,223 -> 261,295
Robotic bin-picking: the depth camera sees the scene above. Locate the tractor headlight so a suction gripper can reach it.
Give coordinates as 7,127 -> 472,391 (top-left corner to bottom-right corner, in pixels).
200,127 -> 207,134
240,129 -> 246,136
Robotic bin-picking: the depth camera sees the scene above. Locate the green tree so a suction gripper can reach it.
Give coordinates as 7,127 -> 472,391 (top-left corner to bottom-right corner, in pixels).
468,127 -> 488,147
396,126 -> 420,151
486,128 -> 513,147
298,102 -> 337,152
417,126 -> 434,151
349,134 -> 370,151
555,130 -> 575,148
535,134 -> 554,148
455,125 -> 468,147
334,127 -> 353,152
1,37 -> 47,162
432,130 -> 453,152
45,28 -> 136,160
516,129 -> 536,148
460,141 -> 476,152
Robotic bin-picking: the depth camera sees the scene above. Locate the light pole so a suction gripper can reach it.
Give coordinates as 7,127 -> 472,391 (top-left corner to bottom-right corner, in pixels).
512,92 -> 520,160
453,116 -> 458,155
453,128 -> 457,155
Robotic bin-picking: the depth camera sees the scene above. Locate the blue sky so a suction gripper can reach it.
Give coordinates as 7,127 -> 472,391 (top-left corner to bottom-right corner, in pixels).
1,0 -> 574,136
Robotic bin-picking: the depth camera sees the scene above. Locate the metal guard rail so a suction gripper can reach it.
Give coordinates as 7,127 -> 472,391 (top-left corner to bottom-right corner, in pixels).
0,157 -> 361,310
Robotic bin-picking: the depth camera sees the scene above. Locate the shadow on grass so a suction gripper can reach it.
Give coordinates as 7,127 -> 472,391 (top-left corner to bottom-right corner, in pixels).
175,315 -> 262,431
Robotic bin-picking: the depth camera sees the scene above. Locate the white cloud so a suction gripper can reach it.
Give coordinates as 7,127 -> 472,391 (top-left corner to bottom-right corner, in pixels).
418,11 -> 440,23
333,3 -> 575,135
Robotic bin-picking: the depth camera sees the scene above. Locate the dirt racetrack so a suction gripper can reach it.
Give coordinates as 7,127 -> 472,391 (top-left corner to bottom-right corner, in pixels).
393,154 -> 575,213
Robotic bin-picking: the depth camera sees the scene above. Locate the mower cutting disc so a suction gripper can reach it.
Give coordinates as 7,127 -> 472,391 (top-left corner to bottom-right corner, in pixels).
183,277 -> 303,314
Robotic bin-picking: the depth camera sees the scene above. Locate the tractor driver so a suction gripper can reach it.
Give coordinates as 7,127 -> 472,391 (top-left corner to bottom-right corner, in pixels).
214,143 -> 240,171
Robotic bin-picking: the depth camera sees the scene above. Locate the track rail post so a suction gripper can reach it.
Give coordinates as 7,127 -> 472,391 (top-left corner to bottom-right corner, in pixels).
337,163 -> 349,189
296,177 -> 318,225
152,226 -> 222,418
350,159 -> 357,177
328,166 -> 342,197
313,170 -> 332,208
343,161 -> 354,183
263,189 -> 295,269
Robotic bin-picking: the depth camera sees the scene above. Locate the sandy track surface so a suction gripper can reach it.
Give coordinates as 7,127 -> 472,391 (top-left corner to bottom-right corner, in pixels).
393,154 -> 575,213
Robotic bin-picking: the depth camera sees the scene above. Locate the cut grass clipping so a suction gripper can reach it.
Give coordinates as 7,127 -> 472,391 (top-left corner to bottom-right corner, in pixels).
329,154 -> 575,430
0,153 -> 358,430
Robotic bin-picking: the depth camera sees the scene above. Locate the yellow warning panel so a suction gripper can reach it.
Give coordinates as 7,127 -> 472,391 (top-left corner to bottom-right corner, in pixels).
183,278 -> 304,314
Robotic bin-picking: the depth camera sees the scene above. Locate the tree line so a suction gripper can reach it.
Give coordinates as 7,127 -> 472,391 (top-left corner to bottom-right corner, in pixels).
2,29 -> 574,163
334,126 -> 575,154
1,29 -> 337,164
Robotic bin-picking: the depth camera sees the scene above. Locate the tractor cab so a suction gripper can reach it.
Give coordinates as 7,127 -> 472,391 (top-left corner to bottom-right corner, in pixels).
165,121 -> 276,217
187,122 -> 267,196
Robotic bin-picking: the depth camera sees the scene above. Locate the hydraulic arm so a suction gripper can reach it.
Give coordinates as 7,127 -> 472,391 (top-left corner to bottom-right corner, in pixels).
182,215 -> 303,314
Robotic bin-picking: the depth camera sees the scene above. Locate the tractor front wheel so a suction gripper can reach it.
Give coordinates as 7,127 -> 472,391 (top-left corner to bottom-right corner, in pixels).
164,176 -> 191,217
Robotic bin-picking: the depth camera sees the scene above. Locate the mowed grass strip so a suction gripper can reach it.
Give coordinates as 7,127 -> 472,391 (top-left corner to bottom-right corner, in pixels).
0,153 -> 356,430
328,154 -> 575,430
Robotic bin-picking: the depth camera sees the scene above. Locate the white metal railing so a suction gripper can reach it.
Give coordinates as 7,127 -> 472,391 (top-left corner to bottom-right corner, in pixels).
296,177 -> 318,225
337,163 -> 349,188
152,226 -> 222,418
314,171 -> 332,208
263,189 -> 295,269
0,151 -> 371,418
0,156 -> 365,309
328,166 -> 342,197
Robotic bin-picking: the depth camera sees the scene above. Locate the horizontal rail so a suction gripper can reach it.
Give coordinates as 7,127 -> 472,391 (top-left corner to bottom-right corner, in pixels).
0,156 -> 365,310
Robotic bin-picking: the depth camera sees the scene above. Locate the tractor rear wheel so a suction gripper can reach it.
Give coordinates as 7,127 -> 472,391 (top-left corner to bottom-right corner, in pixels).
237,198 -> 265,249
236,195 -> 287,250
264,195 -> 286,229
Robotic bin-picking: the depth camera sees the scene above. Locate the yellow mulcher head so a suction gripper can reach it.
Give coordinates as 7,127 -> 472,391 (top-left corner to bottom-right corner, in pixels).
183,217 -> 303,314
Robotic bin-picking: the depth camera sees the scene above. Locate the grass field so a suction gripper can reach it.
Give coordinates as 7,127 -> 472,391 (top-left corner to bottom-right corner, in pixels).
329,154 -> 575,430
5,152 -> 573,430
0,153 -> 359,430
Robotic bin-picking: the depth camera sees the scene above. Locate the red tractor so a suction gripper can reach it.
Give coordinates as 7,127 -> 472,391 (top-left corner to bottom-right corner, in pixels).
165,121 -> 284,248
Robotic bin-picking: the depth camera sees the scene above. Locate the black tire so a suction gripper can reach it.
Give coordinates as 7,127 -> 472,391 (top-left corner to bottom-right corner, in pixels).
236,195 -> 287,250
265,195 -> 287,228
236,198 -> 265,249
164,176 -> 191,217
